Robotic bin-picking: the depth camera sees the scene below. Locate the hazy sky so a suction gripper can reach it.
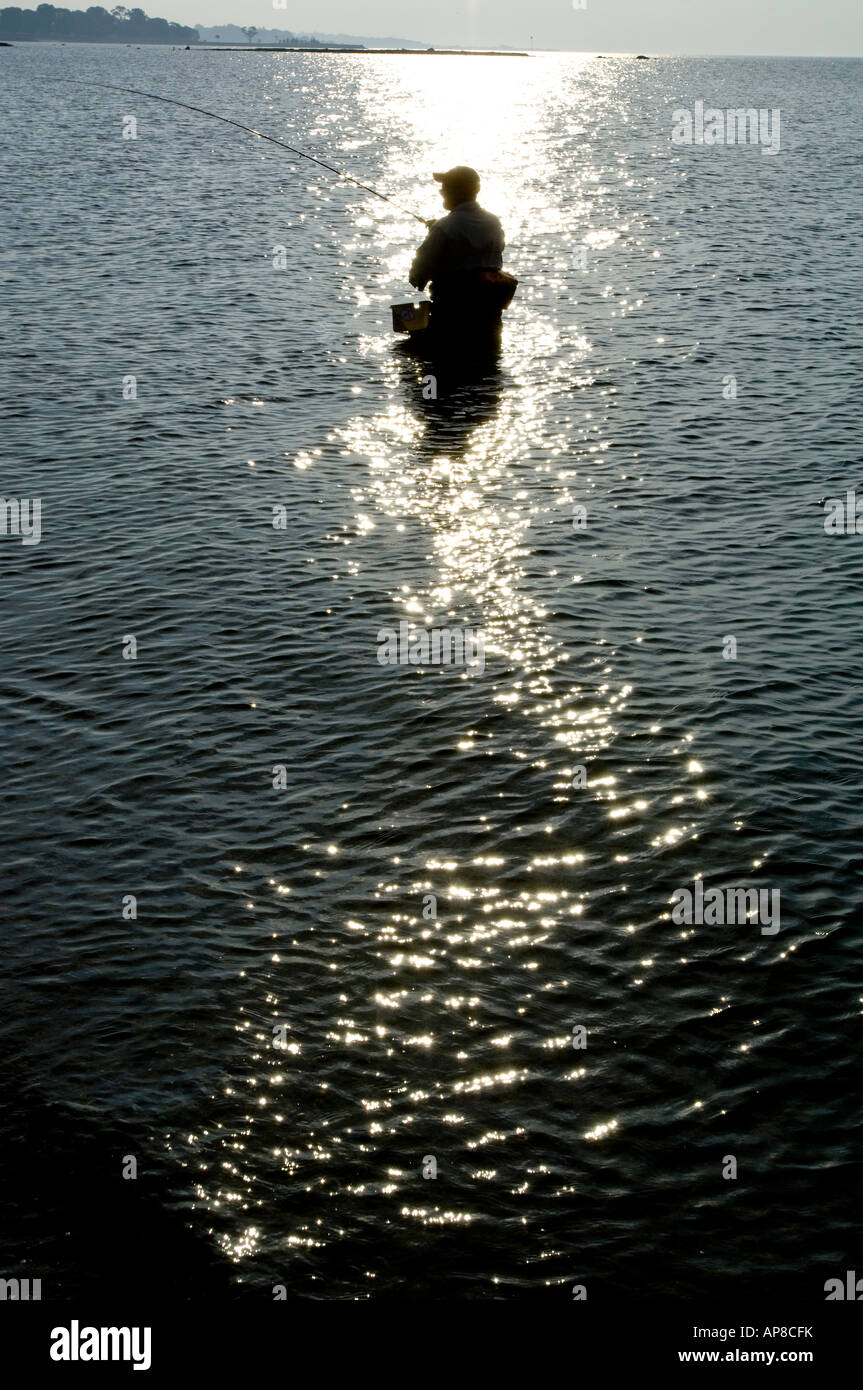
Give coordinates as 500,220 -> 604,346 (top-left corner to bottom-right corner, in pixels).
164,0 -> 862,56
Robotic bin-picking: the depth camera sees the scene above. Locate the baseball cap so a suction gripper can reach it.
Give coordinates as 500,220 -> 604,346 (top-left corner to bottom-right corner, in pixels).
433,166 -> 481,195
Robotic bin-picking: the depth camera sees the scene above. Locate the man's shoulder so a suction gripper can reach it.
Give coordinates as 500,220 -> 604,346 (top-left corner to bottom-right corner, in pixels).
441,204 -> 502,233
471,204 -> 504,235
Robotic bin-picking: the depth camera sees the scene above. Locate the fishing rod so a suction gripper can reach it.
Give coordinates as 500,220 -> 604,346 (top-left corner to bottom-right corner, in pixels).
58,77 -> 430,226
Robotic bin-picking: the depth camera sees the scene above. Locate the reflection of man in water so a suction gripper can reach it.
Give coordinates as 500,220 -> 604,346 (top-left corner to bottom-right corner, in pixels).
409,166 -> 508,341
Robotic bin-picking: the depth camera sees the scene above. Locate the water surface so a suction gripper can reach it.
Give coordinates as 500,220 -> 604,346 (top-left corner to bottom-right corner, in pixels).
1,43 -> 862,1299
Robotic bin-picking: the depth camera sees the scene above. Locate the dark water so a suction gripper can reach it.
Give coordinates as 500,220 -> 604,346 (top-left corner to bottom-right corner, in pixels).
1,43 -> 862,1301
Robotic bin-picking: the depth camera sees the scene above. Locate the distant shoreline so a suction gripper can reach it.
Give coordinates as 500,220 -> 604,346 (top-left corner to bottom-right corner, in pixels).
0,39 -> 529,55
200,45 -> 531,56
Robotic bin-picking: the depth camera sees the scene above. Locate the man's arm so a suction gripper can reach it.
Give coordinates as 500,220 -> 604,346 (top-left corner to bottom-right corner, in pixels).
494,217 -> 505,263
409,223 -> 446,290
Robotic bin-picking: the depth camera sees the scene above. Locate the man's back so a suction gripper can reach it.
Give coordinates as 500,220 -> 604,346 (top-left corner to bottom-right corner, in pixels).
410,202 -> 505,289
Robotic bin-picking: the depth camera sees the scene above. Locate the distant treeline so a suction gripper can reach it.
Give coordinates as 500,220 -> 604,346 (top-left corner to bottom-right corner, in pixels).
0,5 -> 200,43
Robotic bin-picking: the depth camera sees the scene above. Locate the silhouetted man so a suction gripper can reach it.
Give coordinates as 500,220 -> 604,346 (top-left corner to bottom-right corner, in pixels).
409,167 -> 514,344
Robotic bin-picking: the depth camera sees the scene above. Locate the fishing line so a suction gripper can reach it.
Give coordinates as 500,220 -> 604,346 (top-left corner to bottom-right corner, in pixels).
57,77 -> 429,225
